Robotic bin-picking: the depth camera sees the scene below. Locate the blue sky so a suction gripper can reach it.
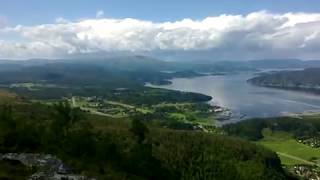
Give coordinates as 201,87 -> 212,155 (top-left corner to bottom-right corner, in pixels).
1,0 -> 320,60
2,0 -> 320,25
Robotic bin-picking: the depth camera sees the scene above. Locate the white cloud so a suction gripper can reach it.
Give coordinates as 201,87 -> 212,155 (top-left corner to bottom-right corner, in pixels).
55,17 -> 70,24
96,10 -> 104,18
1,11 -> 320,60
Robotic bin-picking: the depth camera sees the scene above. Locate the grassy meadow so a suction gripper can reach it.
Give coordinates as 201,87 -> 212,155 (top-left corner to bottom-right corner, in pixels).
258,128 -> 320,166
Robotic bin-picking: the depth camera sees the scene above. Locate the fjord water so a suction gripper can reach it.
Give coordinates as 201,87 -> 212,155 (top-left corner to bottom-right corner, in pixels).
150,73 -> 320,123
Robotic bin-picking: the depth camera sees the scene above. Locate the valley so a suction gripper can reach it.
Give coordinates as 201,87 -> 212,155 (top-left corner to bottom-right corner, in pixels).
1,58 -> 320,179
2,1 -> 320,179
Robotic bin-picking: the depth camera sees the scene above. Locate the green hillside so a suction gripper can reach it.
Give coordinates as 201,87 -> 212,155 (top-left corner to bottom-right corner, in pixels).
0,99 -> 288,179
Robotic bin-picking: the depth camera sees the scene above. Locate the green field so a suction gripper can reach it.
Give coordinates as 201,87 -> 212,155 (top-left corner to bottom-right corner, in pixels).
258,129 -> 320,166
69,96 -> 216,129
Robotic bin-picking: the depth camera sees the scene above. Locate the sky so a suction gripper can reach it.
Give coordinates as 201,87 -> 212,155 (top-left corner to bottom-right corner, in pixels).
1,0 -> 320,60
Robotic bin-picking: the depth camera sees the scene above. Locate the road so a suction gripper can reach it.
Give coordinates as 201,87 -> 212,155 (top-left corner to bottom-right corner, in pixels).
71,97 -> 122,118
277,152 -> 318,166
72,97 -> 76,107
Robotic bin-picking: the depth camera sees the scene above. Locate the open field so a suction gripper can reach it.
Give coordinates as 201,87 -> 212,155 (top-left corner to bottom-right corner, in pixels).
258,129 -> 320,166
70,96 -> 217,128
0,89 -> 18,103
24,93 -> 218,133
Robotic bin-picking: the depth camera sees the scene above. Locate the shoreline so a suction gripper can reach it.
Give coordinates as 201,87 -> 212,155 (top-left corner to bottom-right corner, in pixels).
247,81 -> 320,96
147,74 -> 320,126
284,110 -> 320,119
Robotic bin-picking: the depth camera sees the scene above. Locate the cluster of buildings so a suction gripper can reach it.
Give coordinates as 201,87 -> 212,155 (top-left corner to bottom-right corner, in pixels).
298,138 -> 320,148
293,165 -> 320,180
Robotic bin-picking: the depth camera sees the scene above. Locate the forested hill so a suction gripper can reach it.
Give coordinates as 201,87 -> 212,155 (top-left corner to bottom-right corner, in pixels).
0,93 -> 289,179
248,68 -> 320,93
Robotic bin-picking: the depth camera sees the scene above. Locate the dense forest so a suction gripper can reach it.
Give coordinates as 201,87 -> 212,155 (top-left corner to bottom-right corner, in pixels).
0,60 -> 214,104
0,98 -> 289,179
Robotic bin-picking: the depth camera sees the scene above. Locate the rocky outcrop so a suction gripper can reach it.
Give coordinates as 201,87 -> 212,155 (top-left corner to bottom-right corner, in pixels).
0,153 -> 95,180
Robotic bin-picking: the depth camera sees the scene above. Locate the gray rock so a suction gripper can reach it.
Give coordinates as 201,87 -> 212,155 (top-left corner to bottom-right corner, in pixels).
0,153 -> 95,180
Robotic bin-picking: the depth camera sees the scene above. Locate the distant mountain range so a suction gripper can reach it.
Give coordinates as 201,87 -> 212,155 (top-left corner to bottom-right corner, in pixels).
245,59 -> 320,69
1,56 -> 320,73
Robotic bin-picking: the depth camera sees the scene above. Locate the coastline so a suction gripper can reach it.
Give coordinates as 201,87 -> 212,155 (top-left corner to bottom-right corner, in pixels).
284,110 -> 320,119
247,82 -> 320,96
146,81 -> 237,126
147,73 -> 320,126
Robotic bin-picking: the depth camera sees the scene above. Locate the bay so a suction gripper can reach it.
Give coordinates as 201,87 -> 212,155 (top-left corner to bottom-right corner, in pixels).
148,72 -> 320,123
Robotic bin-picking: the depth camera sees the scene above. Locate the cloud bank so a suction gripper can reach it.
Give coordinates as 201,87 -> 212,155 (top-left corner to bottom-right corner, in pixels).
1,11 -> 320,60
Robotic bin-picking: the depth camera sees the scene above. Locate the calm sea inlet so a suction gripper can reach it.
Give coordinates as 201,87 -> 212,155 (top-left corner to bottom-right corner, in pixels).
148,72 -> 320,123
